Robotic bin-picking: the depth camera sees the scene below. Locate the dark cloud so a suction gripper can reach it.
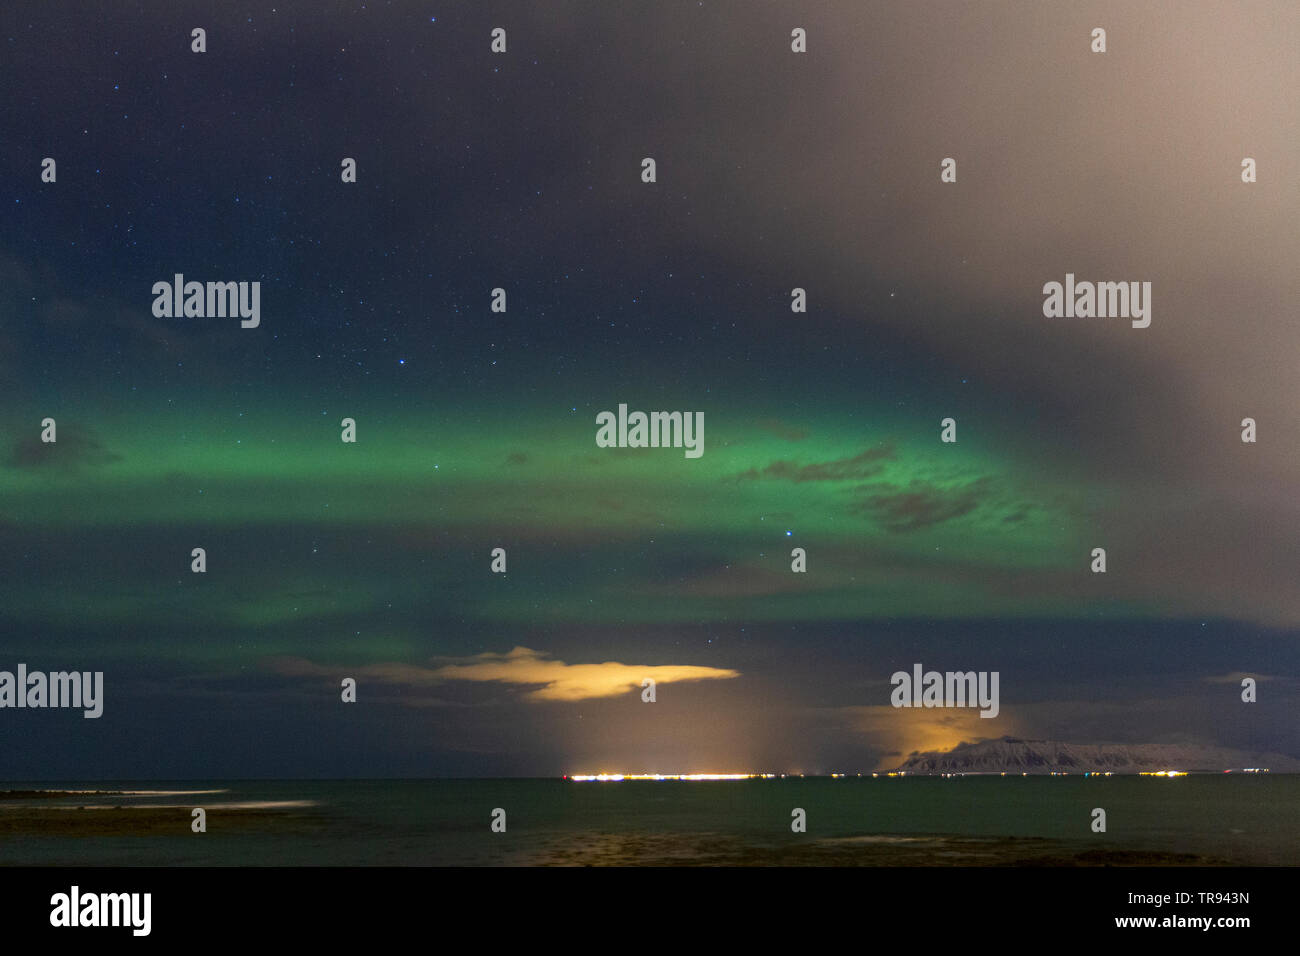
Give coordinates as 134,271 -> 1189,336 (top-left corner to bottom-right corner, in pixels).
849,477 -> 993,532
754,418 -> 809,442
734,444 -> 896,482
6,423 -> 122,470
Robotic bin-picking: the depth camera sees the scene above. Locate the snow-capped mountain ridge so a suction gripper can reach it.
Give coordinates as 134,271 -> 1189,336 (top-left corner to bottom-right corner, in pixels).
892,736 -> 1300,774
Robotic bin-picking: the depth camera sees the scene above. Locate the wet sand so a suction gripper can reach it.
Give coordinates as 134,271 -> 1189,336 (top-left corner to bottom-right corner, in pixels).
0,804 -> 325,839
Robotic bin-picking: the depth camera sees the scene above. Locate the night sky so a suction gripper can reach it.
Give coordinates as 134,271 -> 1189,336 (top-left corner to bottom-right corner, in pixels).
2,1 -> 1297,778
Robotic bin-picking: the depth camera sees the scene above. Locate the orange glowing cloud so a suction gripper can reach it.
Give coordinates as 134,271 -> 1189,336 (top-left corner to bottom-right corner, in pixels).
840,704 -> 1018,770
427,646 -> 740,701
266,646 -> 740,702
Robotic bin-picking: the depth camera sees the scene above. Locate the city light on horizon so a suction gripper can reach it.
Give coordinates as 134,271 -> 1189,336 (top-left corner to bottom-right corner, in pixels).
565,773 -> 778,782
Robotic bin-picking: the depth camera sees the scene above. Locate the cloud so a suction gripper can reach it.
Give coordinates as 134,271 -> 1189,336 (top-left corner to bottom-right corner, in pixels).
428,646 -> 740,701
6,424 -> 122,470
267,647 -> 740,703
848,477 -> 992,532
734,444 -> 896,483
1203,672 -> 1276,684
754,418 -> 809,442
838,704 -> 1016,769
838,687 -> 1300,770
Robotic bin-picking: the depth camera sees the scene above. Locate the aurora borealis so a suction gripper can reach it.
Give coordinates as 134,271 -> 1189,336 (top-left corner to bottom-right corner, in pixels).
2,1 -> 1297,778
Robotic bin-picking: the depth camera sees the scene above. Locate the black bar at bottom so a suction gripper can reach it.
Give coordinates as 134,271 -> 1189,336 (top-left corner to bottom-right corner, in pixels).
0,865 -> 1281,941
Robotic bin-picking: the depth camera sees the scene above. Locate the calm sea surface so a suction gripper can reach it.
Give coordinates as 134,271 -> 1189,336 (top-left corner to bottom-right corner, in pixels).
2,776 -> 1297,866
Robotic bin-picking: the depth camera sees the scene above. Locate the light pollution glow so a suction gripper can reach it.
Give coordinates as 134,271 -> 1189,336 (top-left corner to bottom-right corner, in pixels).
566,773 -> 776,781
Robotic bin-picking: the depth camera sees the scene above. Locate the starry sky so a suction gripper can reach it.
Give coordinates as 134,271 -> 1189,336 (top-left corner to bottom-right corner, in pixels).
1,1 -> 1297,777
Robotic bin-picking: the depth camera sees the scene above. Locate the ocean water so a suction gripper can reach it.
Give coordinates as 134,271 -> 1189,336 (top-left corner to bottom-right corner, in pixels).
2,776 -> 1297,866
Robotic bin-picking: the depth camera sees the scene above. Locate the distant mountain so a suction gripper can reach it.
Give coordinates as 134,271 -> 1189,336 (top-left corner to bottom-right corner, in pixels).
891,736 -> 1300,774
